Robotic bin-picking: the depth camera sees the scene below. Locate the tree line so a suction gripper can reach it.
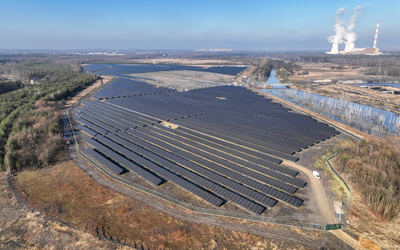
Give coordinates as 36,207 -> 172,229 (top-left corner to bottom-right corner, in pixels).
0,81 -> 22,95
0,60 -> 98,171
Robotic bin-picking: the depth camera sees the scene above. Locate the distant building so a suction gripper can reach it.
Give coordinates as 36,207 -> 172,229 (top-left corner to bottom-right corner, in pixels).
30,78 -> 39,85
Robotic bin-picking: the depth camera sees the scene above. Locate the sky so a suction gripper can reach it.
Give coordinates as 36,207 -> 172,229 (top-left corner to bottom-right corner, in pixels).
0,0 -> 399,50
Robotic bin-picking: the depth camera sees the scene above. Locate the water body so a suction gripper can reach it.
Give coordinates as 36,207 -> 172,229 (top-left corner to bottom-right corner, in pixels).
267,69 -> 280,84
262,88 -> 400,136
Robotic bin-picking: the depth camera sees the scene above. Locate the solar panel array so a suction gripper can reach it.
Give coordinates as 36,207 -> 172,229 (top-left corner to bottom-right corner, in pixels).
92,78 -> 176,100
83,64 -> 247,76
73,83 -> 339,214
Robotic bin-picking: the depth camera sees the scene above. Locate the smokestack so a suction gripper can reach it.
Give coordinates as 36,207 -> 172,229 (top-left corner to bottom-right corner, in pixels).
330,43 -> 339,54
373,21 -> 380,48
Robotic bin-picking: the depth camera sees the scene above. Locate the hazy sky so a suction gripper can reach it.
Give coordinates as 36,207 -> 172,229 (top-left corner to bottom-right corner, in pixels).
0,0 -> 399,50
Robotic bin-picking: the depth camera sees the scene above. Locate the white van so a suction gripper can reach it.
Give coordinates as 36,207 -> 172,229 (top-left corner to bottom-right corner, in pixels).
313,171 -> 321,179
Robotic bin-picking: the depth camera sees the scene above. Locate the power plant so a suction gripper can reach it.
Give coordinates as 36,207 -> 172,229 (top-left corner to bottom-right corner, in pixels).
327,21 -> 381,55
326,6 -> 382,55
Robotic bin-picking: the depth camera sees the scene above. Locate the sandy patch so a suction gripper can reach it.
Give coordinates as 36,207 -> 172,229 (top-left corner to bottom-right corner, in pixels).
65,75 -> 113,107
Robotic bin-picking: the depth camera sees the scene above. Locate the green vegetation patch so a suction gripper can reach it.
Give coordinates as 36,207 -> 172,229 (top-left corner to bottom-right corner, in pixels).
0,62 -> 98,171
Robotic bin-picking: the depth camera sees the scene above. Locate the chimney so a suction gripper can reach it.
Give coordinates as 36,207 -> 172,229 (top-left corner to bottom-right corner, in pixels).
373,21 -> 380,48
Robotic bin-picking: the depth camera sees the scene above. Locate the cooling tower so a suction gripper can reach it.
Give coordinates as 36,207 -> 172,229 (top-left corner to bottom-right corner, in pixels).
344,43 -> 350,52
348,43 -> 355,52
330,43 -> 339,54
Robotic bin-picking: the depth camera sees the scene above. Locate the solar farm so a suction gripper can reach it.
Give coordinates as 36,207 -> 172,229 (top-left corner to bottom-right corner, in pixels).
71,65 -> 340,215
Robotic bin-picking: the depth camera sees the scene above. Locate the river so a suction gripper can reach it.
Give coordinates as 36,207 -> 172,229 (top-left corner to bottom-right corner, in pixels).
267,69 -> 280,84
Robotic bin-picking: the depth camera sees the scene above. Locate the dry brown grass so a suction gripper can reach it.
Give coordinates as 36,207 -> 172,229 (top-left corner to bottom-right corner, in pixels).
15,158 -> 305,249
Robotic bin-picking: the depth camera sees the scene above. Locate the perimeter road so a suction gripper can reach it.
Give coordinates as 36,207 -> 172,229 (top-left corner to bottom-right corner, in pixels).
281,161 -> 337,225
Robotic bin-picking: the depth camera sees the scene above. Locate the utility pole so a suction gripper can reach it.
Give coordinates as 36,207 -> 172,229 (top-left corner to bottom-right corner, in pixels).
376,58 -> 383,81
359,59 -> 367,81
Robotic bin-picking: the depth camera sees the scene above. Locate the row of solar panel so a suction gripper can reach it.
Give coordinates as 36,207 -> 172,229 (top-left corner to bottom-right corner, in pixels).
86,132 -> 267,214
85,148 -> 124,175
118,130 -> 298,195
84,137 -> 164,186
141,125 -> 306,189
85,137 -> 226,207
75,108 -> 128,132
85,101 -> 155,127
95,132 -> 279,209
82,103 -> 150,129
109,129 -> 301,206
77,124 -> 98,137
141,137 -> 301,206
131,128 -> 303,199
171,127 -> 298,176
171,117 -> 301,161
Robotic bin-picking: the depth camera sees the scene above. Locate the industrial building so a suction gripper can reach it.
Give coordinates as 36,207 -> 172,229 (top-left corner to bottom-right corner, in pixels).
327,21 -> 382,55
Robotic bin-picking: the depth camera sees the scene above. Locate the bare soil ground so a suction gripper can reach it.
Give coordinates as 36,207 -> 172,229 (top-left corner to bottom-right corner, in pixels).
292,83 -> 400,115
65,75 -> 113,108
236,66 -> 256,83
0,171 -> 134,250
290,62 -> 361,82
289,62 -> 400,84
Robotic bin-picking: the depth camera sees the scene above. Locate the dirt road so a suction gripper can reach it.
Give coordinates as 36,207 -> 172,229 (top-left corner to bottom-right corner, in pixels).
282,161 -> 337,225
65,75 -> 113,107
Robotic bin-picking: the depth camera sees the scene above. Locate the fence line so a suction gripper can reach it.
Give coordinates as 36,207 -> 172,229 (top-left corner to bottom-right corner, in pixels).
326,153 -> 352,226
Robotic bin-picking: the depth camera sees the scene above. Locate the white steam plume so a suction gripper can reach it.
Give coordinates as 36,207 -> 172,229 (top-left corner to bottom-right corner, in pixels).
327,7 -> 347,44
345,5 -> 366,44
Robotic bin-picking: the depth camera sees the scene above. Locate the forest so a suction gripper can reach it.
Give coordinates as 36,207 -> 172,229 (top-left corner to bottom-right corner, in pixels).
0,58 -> 98,171
334,137 -> 400,221
0,81 -> 22,95
251,59 -> 301,83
